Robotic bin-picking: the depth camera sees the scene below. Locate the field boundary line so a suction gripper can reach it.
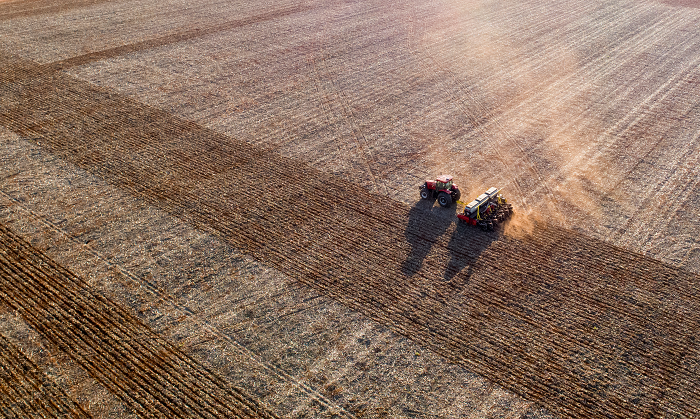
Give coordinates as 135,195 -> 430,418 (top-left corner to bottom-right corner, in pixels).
42,4 -> 317,71
0,220 -> 281,419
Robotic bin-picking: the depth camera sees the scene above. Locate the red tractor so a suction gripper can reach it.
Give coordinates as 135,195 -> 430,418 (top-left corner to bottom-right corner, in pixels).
419,175 -> 461,207
457,187 -> 513,230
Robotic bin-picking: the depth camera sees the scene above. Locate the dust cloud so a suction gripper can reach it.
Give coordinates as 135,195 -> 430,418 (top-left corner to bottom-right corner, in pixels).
503,206 -> 538,239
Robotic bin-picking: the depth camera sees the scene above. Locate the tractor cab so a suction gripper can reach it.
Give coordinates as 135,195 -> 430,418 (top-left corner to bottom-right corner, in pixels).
434,175 -> 453,191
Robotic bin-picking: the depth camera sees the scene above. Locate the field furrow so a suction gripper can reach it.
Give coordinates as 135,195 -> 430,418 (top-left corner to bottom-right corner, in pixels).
45,4 -> 317,72
1,51 -> 699,418
0,332 -> 91,418
0,222 -> 278,419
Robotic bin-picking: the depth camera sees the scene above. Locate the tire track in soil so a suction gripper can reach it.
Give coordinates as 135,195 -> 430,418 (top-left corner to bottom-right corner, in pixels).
2,52 -> 700,418
404,0 -> 590,213
401,0 -> 647,212
300,2 -> 402,196
0,222 -> 279,419
305,45 -> 386,196
0,331 -> 92,418
0,0 -> 112,21
601,66 -> 700,248
42,4 -> 316,72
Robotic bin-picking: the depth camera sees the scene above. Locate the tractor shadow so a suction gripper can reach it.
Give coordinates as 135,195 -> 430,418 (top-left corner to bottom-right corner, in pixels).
402,199 -> 500,283
402,198 -> 452,277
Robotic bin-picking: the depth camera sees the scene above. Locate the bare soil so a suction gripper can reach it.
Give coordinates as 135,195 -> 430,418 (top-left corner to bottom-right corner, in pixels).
1,125 -> 553,419
0,222 -> 277,419
1,0 -> 700,417
3,48 -> 700,417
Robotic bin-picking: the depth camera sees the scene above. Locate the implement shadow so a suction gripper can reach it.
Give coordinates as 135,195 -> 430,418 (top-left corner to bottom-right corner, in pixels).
402,199 -> 501,282
443,219 -> 499,283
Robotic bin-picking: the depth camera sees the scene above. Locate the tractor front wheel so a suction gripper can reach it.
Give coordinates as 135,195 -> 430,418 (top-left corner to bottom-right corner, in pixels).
437,192 -> 452,207
452,189 -> 461,203
420,187 -> 430,200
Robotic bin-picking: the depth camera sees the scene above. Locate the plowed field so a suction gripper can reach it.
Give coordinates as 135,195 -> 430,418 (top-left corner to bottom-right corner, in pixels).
2,49 -> 700,418
0,331 -> 90,419
2,0 -> 700,417
0,223 -> 277,419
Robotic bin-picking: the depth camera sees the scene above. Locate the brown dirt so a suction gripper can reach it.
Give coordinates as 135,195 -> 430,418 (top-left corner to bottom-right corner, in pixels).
0,0 -> 111,21
659,0 -> 700,8
0,221 -> 278,419
44,4 -> 317,72
0,331 -> 91,418
0,131 -> 547,419
56,0 -> 700,272
2,52 -> 699,418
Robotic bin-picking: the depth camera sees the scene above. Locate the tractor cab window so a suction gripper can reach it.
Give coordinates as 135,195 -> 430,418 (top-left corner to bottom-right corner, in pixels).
437,180 -> 452,190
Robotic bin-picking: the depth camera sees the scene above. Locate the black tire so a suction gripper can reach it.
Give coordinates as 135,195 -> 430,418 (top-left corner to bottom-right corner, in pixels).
437,192 -> 452,207
420,187 -> 430,200
480,223 -> 488,231
452,189 -> 461,202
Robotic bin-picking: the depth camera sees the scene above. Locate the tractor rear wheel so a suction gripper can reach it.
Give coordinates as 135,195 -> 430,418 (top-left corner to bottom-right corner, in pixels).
437,192 -> 452,207
420,188 -> 430,200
